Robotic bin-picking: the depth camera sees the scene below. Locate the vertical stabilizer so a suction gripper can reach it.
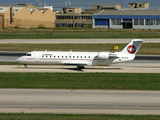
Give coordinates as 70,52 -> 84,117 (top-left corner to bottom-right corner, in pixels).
121,39 -> 143,55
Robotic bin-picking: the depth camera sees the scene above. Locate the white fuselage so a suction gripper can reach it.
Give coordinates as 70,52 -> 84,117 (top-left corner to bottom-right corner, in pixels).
16,51 -> 135,66
16,39 -> 143,68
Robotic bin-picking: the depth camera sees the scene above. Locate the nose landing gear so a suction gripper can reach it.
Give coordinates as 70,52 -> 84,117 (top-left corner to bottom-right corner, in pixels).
24,64 -> 27,68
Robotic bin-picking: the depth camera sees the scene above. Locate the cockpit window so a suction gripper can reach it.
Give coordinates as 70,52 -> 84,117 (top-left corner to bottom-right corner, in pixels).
27,54 -> 31,56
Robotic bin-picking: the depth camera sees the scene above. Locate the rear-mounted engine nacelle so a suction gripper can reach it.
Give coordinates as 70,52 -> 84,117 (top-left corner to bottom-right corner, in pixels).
98,52 -> 110,59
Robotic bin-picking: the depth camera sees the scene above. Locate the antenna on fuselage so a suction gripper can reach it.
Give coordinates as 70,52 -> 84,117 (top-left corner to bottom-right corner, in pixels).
45,49 -> 47,52
70,50 -> 72,52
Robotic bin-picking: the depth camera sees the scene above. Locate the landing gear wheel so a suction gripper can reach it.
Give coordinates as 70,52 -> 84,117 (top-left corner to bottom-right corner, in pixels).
24,64 -> 27,68
77,66 -> 84,69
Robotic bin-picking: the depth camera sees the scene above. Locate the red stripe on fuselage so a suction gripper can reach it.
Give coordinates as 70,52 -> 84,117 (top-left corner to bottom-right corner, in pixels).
26,58 -> 105,61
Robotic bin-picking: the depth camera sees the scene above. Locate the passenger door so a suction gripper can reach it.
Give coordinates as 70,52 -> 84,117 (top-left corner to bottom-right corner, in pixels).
35,52 -> 40,62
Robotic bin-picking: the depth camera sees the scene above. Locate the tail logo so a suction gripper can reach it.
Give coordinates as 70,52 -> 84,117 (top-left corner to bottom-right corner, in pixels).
127,45 -> 136,54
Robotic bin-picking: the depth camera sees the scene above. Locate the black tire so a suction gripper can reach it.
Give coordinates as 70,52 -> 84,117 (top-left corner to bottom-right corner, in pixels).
77,66 -> 84,69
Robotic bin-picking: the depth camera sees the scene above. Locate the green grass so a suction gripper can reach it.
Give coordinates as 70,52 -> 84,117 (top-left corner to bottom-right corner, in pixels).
0,73 -> 160,90
0,43 -> 126,52
0,31 -> 160,39
0,43 -> 160,55
1,28 -> 160,39
0,113 -> 160,120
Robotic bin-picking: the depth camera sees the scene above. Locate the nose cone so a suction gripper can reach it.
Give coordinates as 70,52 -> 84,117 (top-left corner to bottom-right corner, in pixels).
16,57 -> 23,63
16,57 -> 21,62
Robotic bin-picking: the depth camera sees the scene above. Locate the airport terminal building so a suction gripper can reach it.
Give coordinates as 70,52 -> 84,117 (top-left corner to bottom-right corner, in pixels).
93,10 -> 160,29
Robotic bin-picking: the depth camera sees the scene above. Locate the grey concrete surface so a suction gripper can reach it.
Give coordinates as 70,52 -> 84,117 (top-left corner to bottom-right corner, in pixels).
0,56 -> 19,62
0,65 -> 160,73
0,89 -> 160,115
0,39 -> 160,44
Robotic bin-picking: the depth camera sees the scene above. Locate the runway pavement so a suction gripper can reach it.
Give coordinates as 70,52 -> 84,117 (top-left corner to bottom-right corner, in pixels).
0,64 -> 160,73
0,89 -> 160,115
0,39 -> 160,44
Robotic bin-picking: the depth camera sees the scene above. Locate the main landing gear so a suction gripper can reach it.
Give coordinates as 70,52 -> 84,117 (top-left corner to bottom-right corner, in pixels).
24,64 -> 27,68
77,66 -> 84,69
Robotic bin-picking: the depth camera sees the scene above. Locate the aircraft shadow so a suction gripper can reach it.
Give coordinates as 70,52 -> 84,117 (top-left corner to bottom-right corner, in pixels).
84,68 -> 121,70
63,68 -> 84,71
15,66 -> 121,72
15,66 -> 84,72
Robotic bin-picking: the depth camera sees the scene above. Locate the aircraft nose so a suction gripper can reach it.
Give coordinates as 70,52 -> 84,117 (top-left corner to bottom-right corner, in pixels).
16,57 -> 20,62
16,57 -> 23,62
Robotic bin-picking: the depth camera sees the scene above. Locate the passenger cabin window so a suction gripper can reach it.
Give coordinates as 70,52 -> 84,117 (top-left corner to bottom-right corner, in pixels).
27,54 -> 31,56
77,56 -> 79,58
54,56 -> 56,58
73,56 -> 75,58
88,56 -> 90,58
66,56 -> 67,58
42,56 -> 44,57
69,56 -> 71,58
85,56 -> 86,58
58,56 -> 59,58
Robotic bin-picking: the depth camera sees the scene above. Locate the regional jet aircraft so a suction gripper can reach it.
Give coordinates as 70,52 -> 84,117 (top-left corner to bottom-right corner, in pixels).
16,39 -> 143,69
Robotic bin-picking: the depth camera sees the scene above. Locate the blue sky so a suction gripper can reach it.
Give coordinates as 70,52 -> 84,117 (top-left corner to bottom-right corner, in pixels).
0,0 -> 160,10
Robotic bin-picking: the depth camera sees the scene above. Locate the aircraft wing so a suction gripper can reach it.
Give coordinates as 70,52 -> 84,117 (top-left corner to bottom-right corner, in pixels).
64,62 -> 88,66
